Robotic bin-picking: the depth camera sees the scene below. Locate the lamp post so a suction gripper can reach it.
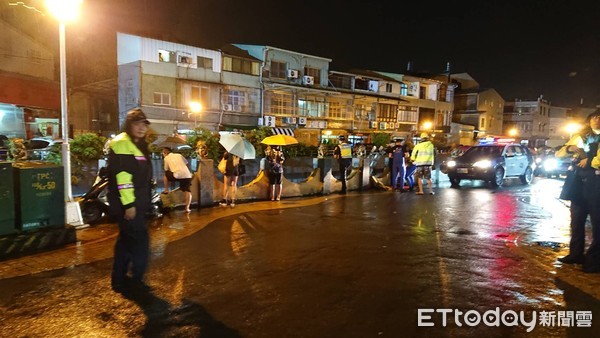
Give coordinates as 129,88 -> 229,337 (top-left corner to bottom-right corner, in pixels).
46,0 -> 83,225
189,101 -> 202,128
508,128 -> 518,137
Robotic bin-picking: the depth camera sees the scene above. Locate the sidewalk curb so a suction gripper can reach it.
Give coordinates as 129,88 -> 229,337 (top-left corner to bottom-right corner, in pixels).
0,227 -> 77,262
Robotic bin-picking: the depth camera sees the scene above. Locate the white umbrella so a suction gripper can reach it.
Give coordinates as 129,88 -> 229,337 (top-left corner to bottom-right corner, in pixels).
219,133 -> 255,159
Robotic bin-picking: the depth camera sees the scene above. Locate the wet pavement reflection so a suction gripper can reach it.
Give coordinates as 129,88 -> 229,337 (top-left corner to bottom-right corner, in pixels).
1,178 -> 600,337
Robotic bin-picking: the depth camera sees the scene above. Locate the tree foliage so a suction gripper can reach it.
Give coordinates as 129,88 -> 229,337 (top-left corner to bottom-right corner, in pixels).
244,127 -> 273,158
371,133 -> 392,148
187,127 -> 221,162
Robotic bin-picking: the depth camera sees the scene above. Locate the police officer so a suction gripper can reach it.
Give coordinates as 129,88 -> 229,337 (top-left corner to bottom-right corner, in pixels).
107,108 -> 153,293
556,110 -> 600,272
333,135 -> 352,194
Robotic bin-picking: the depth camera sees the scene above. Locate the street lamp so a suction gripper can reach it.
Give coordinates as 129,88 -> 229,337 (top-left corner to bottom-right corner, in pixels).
189,101 -> 202,128
508,128 -> 518,137
45,0 -> 83,225
565,122 -> 581,139
422,121 -> 433,131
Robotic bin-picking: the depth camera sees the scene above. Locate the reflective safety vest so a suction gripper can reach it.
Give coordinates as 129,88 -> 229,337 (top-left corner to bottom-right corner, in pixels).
410,141 -> 435,166
340,143 -> 352,159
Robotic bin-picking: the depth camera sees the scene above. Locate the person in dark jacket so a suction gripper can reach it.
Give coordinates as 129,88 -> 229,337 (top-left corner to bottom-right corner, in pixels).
107,108 -> 153,294
556,110 -> 600,272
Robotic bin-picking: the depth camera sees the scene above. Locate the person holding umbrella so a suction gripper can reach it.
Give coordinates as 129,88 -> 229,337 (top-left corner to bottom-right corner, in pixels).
261,134 -> 297,201
218,133 -> 256,208
265,146 -> 285,201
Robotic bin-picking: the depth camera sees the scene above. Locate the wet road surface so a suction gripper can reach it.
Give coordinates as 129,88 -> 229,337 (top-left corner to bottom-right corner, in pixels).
1,178 -> 600,337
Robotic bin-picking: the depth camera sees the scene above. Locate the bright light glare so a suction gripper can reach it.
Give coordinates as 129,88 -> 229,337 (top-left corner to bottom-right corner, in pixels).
447,160 -> 456,167
565,123 -> 581,135
422,121 -> 433,130
189,101 -> 202,113
45,0 -> 82,23
543,158 -> 558,171
508,128 -> 518,137
473,160 -> 492,168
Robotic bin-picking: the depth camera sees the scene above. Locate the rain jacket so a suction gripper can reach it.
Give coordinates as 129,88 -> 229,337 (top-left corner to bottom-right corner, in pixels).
107,132 -> 152,215
410,140 -> 435,166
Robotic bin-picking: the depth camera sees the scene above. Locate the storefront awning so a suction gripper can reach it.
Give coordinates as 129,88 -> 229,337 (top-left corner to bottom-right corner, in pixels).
271,127 -> 295,136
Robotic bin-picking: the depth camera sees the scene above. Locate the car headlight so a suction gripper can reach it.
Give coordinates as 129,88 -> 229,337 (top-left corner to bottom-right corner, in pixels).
473,160 -> 492,168
543,158 -> 558,171
447,160 -> 456,168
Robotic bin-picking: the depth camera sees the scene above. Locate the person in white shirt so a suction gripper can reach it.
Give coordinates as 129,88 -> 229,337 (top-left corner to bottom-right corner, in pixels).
162,147 -> 193,213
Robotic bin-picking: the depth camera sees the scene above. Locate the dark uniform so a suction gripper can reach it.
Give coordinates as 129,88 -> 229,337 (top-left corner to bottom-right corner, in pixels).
107,130 -> 152,290
557,129 -> 600,271
334,136 -> 352,194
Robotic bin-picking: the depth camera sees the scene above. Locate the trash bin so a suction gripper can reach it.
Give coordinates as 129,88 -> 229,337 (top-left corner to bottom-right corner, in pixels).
13,162 -> 65,231
0,162 -> 16,235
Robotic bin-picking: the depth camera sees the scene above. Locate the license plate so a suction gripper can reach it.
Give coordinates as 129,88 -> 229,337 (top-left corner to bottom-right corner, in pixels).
457,168 -> 468,174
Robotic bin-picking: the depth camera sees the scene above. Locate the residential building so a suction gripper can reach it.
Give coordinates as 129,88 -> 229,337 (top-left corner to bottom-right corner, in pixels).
452,73 -> 505,142
547,106 -> 572,146
234,44 -> 339,145
0,19 -> 59,139
503,96 -> 551,147
116,33 -> 261,135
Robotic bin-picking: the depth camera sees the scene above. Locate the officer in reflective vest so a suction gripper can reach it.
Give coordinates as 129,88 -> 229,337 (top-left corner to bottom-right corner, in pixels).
334,135 -> 352,194
107,108 -> 153,294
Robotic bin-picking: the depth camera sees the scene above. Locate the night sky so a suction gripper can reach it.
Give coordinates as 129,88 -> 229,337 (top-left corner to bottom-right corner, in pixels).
17,0 -> 600,107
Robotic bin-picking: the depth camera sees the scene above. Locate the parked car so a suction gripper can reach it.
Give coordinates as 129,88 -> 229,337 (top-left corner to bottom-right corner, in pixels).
444,142 -> 535,187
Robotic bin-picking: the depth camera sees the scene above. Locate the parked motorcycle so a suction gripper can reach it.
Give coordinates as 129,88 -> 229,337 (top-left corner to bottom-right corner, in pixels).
79,167 -> 163,224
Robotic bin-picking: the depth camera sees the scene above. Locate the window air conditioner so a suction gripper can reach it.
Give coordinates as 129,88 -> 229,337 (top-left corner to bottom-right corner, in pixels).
287,69 -> 299,79
283,117 -> 297,124
298,117 -> 307,125
368,80 -> 379,92
302,75 -> 314,86
223,104 -> 233,111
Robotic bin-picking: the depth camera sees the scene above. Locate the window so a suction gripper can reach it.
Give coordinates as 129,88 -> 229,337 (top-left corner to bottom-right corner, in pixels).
178,54 -> 192,64
480,117 -> 485,129
223,56 -> 260,75
419,86 -> 427,99
328,101 -> 350,119
197,56 -> 213,69
304,67 -> 321,86
397,105 -> 418,123
400,83 -> 408,96
298,97 -> 326,118
329,74 -> 352,89
377,104 -> 397,122
153,92 -> 171,105
385,83 -> 393,93
226,90 -> 247,106
269,91 -> 293,115
158,50 -> 175,63
190,85 -> 209,106
270,61 -> 287,79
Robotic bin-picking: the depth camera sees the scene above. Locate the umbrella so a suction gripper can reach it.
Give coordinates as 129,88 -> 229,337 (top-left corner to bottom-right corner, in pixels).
261,134 -> 298,146
153,135 -> 187,149
219,133 -> 255,159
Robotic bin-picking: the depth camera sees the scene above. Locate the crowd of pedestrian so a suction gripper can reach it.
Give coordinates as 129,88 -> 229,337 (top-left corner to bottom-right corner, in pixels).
103,107 -> 600,300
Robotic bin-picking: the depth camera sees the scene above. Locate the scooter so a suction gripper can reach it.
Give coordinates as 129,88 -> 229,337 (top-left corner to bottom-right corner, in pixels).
79,166 -> 163,224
